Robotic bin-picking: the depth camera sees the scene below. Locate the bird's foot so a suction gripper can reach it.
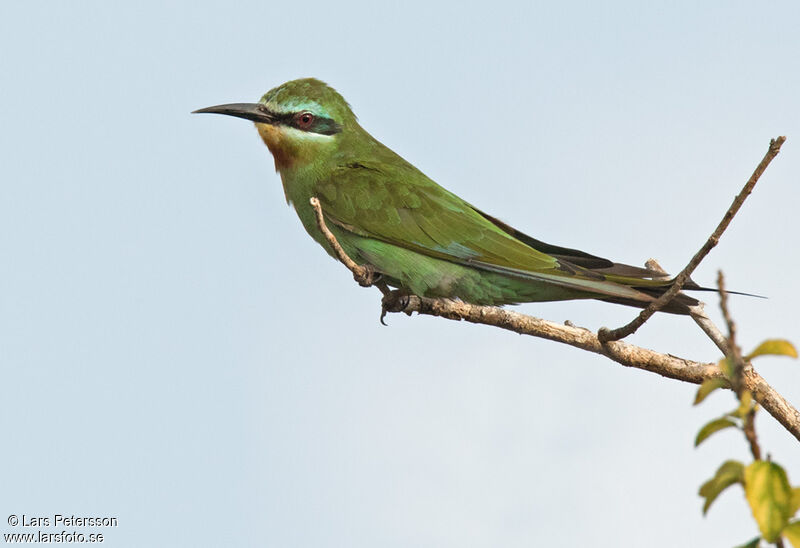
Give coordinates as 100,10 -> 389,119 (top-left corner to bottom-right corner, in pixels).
354,264 -> 382,288
380,290 -> 411,326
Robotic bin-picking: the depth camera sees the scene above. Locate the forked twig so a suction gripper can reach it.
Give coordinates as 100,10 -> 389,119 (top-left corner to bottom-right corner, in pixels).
598,136 -> 786,343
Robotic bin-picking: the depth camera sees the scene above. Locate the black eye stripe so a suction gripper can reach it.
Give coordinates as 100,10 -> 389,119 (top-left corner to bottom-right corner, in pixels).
306,117 -> 342,136
271,111 -> 342,136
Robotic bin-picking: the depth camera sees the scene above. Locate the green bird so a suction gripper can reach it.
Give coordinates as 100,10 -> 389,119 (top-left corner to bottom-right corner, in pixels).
195,78 -> 706,314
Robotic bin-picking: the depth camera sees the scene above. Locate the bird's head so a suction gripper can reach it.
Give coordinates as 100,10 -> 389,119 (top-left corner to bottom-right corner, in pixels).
194,78 -> 355,171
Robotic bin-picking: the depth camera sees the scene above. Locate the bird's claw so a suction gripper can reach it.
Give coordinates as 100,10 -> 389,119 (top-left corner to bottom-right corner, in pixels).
380,290 -> 411,326
354,264 -> 382,287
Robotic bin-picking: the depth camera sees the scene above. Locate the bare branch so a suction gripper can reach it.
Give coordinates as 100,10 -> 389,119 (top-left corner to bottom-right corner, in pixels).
309,195 -> 800,441
393,294 -> 800,442
599,136 -> 786,343
306,137 -> 799,442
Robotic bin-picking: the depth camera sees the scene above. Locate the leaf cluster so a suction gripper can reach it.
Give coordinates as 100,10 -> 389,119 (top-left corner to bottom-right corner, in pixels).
695,339 -> 798,547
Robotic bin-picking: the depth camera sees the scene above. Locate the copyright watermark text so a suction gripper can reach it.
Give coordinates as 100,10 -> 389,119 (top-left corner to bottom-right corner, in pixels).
4,514 -> 117,544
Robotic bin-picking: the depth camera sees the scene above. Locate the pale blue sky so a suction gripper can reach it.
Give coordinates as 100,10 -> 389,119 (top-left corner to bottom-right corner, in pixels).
2,1 -> 799,546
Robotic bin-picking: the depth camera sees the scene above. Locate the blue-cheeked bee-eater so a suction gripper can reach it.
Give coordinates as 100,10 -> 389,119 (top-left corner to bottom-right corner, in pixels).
195,78 -> 723,314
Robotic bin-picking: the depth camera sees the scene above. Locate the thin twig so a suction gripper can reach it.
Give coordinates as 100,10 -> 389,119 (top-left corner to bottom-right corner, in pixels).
718,271 -> 745,395
743,407 -> 762,461
598,136 -> 786,343
308,195 -> 800,442
309,197 -> 368,279
309,197 -> 391,295
718,271 -> 763,461
688,304 -> 730,355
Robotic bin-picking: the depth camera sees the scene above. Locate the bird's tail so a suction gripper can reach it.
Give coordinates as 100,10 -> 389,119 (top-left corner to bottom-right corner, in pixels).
600,282 -> 763,315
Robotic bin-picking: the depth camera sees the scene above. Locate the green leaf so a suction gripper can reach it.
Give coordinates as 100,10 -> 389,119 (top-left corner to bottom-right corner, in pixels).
744,461 -> 793,542
785,520 -> 800,548
695,417 -> 738,447
694,377 -> 728,405
746,339 -> 798,360
729,390 -> 754,419
791,487 -> 800,516
719,357 -> 734,379
733,537 -> 761,548
699,460 -> 745,514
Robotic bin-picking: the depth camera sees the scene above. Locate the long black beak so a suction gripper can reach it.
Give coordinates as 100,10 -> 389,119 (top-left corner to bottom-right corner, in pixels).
192,103 -> 276,124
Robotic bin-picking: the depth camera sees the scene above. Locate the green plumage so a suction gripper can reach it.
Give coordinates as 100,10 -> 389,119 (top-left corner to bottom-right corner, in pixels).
196,78 -> 701,314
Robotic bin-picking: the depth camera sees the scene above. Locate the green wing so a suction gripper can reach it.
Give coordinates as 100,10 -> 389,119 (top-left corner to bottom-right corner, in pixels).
316,162 -> 558,269
314,160 -> 664,302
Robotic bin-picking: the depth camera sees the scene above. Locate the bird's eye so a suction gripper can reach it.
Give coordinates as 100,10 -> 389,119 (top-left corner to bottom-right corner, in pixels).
295,112 -> 315,129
